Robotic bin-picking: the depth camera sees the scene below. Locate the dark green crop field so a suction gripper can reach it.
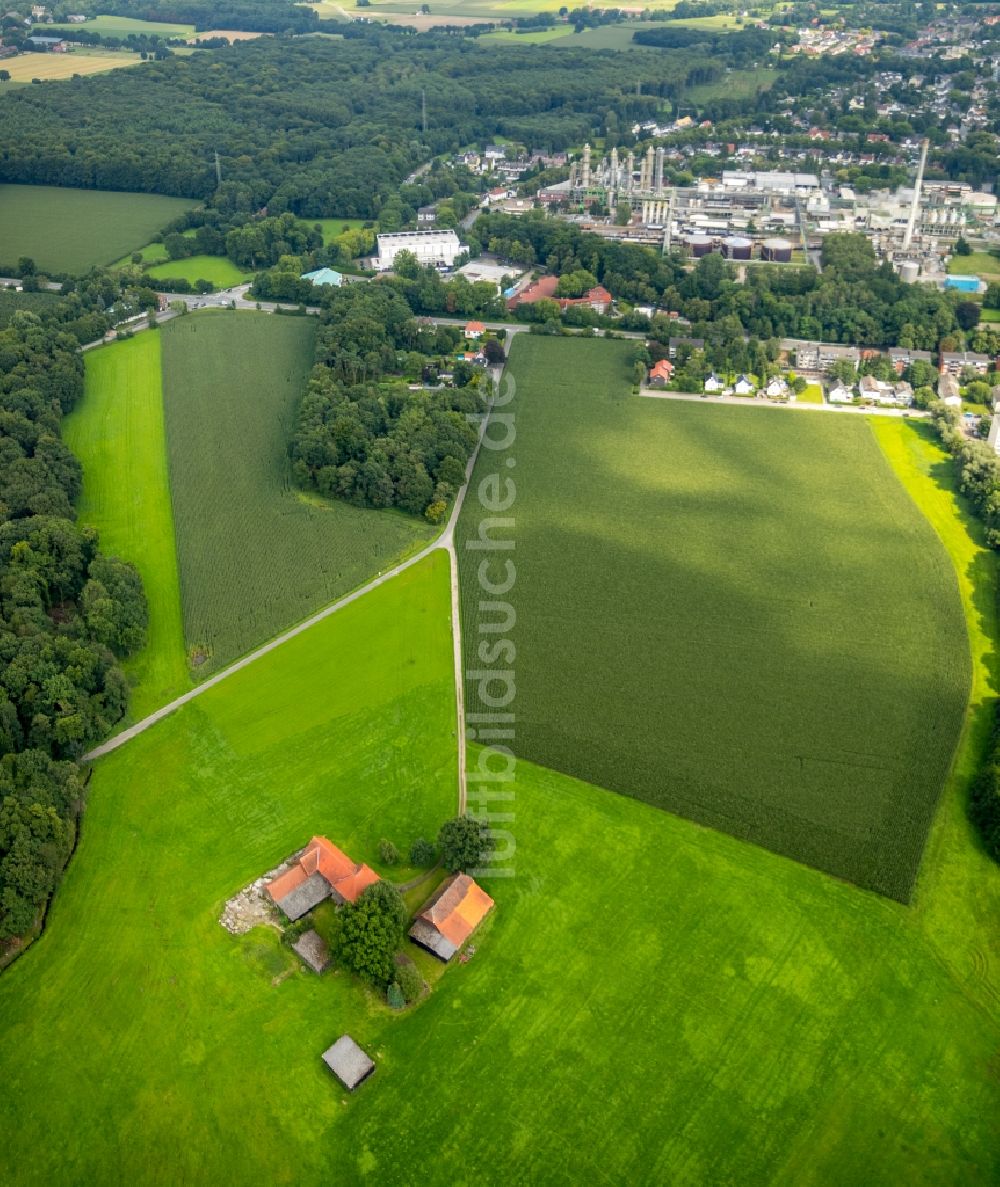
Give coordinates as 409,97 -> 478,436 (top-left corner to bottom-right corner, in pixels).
0,184 -> 196,274
457,336 -> 969,900
161,312 -> 433,671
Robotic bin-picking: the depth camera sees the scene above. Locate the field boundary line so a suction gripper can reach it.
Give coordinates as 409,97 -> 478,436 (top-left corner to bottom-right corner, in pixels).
83,374 -> 500,785
82,540 -> 442,761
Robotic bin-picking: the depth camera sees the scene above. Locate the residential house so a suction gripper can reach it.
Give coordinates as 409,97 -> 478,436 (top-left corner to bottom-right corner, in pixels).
668,336 -> 705,360
937,372 -> 962,406
888,346 -> 934,374
464,320 -> 485,340
859,374 -> 913,406
647,359 -> 674,388
408,874 -> 495,962
733,374 -> 756,395
940,350 -> 990,375
704,373 -> 724,393
828,383 -> 855,404
765,376 -> 789,398
987,413 -> 1000,456
416,205 -> 437,225
266,837 -> 380,921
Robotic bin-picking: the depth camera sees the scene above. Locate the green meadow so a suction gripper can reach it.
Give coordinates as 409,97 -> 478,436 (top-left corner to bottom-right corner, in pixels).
146,254 -> 252,289
0,184 -> 196,274
0,525 -> 996,1182
49,14 -> 196,38
161,312 -> 433,671
458,337 -> 968,900
63,334 -> 189,716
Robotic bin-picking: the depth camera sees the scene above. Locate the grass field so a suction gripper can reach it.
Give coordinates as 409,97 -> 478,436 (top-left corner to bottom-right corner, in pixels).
145,254 -> 251,289
0,47 -> 142,83
0,287 -> 61,326
948,250 -> 1000,279
685,64 -> 776,102
161,311 -> 434,671
310,217 -> 370,243
458,337 -> 969,900
49,14 -> 196,37
0,517 -> 996,1183
0,184 -> 197,274
63,335 -> 189,718
797,380 -> 824,404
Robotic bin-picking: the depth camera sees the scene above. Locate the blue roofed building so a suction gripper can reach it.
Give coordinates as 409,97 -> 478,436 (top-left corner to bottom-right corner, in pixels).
301,267 -> 343,287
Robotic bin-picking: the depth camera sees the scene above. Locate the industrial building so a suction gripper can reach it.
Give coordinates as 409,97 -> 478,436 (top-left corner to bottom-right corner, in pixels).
374,230 -> 465,272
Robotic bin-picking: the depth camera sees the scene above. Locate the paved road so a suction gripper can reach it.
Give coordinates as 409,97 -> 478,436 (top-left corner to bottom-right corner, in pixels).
638,389 -> 929,419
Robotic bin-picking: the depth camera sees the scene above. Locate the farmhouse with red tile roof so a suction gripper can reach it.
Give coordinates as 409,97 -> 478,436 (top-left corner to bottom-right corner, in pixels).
266,837 -> 380,921
409,873 -> 494,961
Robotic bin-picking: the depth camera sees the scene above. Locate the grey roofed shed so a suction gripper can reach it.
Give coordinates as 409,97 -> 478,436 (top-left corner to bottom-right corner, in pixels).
292,929 -> 330,974
322,1036 -> 375,1090
273,871 -> 330,921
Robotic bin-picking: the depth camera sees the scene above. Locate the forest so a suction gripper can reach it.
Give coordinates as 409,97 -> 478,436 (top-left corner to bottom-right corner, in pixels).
290,284 -> 486,521
0,298 -> 148,948
0,32 -> 694,214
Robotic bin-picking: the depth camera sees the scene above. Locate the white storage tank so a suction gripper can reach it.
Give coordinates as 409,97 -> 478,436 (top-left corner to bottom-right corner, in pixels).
723,235 -> 753,260
898,260 -> 919,283
686,234 -> 715,258
761,236 -> 793,263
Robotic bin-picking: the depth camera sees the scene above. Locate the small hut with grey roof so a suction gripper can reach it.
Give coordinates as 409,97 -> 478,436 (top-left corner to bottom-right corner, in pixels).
322,1035 -> 375,1090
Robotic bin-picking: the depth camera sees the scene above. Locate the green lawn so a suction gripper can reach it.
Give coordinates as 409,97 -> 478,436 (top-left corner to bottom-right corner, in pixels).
49,14 -> 196,37
796,380 -> 824,404
145,254 -> 251,289
979,306 -> 1000,322
686,64 -> 776,102
161,311 -> 434,671
0,184 -> 196,275
0,527 -> 996,1182
457,336 -> 969,901
63,334 -> 189,717
311,217 -> 371,244
947,250 -> 1000,279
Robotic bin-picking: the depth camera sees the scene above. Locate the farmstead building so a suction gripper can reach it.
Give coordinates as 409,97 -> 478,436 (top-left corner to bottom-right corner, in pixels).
409,874 -> 494,962
266,837 -> 379,921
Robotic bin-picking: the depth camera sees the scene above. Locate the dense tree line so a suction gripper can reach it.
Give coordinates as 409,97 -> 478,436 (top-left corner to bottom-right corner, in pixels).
73,0 -> 319,33
926,399 -> 1000,865
291,284 -> 485,521
0,33 -> 692,213
0,306 -> 147,946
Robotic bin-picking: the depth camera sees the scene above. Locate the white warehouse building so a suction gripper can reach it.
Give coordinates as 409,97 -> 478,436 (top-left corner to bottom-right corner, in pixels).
375,230 -> 465,271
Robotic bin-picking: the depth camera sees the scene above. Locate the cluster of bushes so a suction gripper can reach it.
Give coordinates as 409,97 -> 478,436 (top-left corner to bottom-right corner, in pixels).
0,306 -> 147,945
290,284 -> 486,522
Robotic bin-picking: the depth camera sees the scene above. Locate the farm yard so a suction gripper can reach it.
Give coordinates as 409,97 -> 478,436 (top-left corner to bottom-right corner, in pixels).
458,336 -> 969,901
63,335 -> 189,718
0,537 -> 996,1183
0,184 -> 197,274
161,312 -> 433,671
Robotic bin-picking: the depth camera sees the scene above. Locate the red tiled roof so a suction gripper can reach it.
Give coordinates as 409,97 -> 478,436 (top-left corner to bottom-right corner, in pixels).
418,874 -> 494,948
266,836 -> 380,908
466,320 -> 485,332
649,359 -> 673,380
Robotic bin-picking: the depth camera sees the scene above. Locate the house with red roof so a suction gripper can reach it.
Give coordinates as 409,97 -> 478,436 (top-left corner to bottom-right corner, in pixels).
647,359 -> 674,387
266,837 -> 380,921
408,874 -> 494,962
465,320 -> 485,339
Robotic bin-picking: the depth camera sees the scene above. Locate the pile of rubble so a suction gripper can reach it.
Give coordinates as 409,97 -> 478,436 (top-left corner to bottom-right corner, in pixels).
219,851 -> 300,935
